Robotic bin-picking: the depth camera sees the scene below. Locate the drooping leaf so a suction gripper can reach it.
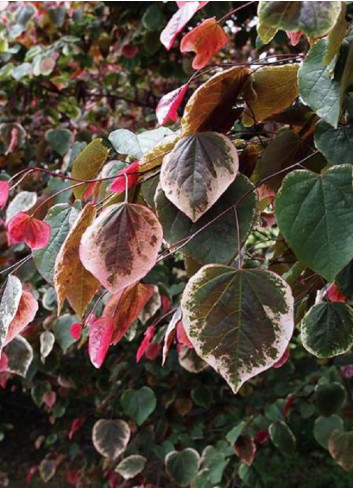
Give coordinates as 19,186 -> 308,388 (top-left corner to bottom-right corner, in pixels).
0,275 -> 22,354
160,1 -> 207,50
92,419 -> 130,460
160,132 -> 238,222
314,415 -> 344,449
275,166 -> 353,282
54,203 -> 100,318
269,420 -> 296,456
121,386 -> 156,425
108,127 -> 173,160
88,317 -> 113,368
3,335 -> 33,377
315,120 -> 353,166
315,382 -> 346,416
6,190 -> 37,223
301,303 -> 353,358
115,455 -> 146,480
234,435 -> 256,467
165,448 -> 200,486
162,306 -> 182,365
181,265 -> 294,393
103,283 -> 154,345
71,139 -> 108,199
180,17 -> 229,70
7,212 -> 51,250
33,204 -> 80,284
242,64 -> 299,126
4,290 -> 38,347
156,174 -> 257,264
181,66 -> 251,136
178,344 -> 207,373
258,2 -> 341,39
79,203 -> 163,293
328,429 -> 353,471
156,83 -> 189,126
45,128 -> 72,157
298,39 -> 341,128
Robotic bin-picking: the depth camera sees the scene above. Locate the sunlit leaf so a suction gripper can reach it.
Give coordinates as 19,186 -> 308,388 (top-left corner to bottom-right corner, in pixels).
4,290 -> 38,347
0,275 -> 22,354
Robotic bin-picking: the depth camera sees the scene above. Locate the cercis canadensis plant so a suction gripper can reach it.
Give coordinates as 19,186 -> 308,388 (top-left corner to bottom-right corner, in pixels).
2,0 -> 353,483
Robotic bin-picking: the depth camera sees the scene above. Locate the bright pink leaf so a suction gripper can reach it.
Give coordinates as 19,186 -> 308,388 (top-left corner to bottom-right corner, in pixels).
145,342 -> 161,361
0,352 -> 8,372
176,320 -> 193,348
4,290 -> 38,346
26,466 -> 37,484
43,390 -> 57,409
0,180 -> 9,209
106,470 -> 120,488
68,417 -> 86,440
88,317 -> 113,368
156,83 -> 189,125
7,211 -> 51,250
180,17 -> 229,69
272,346 -> 290,368
286,31 -> 302,46
136,325 -> 155,363
327,283 -> 346,303
110,161 -> 139,194
83,181 -> 98,201
160,1 -> 208,50
70,322 -> 83,341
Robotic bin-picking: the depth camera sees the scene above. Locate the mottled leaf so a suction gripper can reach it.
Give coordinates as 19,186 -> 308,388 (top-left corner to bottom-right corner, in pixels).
0,275 -> 22,353
165,448 -> 200,486
92,419 -> 130,460
328,430 -> 353,471
4,290 -> 38,347
108,127 -> 173,160
3,335 -> 33,377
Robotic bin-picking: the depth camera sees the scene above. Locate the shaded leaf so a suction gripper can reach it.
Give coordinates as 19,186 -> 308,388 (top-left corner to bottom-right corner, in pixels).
40,331 -> 55,361
92,419 -> 130,460
54,203 -> 100,318
79,203 -> 163,293
328,429 -> 353,471
39,459 -> 56,483
162,306 -> 182,365
315,120 -> 353,166
165,448 -> 200,486
156,83 -> 189,125
314,415 -> 344,449
45,128 -> 72,157
160,132 -> 238,222
181,265 -> 294,393
3,335 -> 33,377
315,382 -> 346,416
7,212 -> 51,250
121,386 -> 156,425
234,435 -> 256,467
115,455 -> 146,480
0,275 -> 22,354
275,166 -> 353,282
269,420 -> 296,456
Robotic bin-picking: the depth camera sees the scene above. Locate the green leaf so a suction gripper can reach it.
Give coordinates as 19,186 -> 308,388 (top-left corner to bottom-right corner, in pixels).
121,387 -> 156,425
181,265 -> 294,393
71,139 -> 108,199
3,335 -> 33,377
0,275 -> 22,353
258,2 -> 341,38
165,448 -> 200,487
195,445 -> 229,487
315,382 -> 347,416
160,132 -> 239,222
226,421 -> 246,445
52,314 -> 79,352
301,303 -> 353,358
298,39 -> 341,128
269,420 -> 296,456
108,127 -> 173,159
275,165 -> 353,282
155,174 -> 257,265
328,429 -> 353,471
33,204 -> 80,285
324,3 -> 347,67
115,455 -> 146,480
315,120 -> 353,166
336,259 -> 353,300
92,419 -> 130,460
6,190 -> 37,223
142,4 -> 165,31
314,415 -> 344,449
191,385 -> 213,408
45,128 -> 72,157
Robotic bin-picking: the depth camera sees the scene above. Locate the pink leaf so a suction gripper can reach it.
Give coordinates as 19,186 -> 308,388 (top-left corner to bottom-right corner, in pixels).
0,352 -> 8,372
88,317 -> 113,368
156,83 -> 189,125
26,466 -> 37,484
70,322 -> 83,341
68,417 -> 86,440
7,211 -> 51,250
109,161 -> 139,194
283,394 -> 294,417
4,290 -> 38,347
136,325 -> 155,363
327,283 -> 346,303
256,430 -> 269,444
272,346 -> 290,369
83,181 -> 98,201
0,180 -> 9,209
176,320 -> 193,348
286,31 -> 302,46
161,295 -> 171,314
43,390 -> 57,409
122,44 -> 139,58
160,1 -> 208,50
180,17 -> 229,69
144,342 -> 161,361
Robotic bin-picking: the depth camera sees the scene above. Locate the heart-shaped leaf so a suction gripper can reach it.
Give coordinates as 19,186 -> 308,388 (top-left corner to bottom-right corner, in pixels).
301,303 -> 353,358
54,203 -> 100,318
4,290 -> 38,347
156,174 -> 257,264
314,415 -> 344,449
328,429 -> 353,471
181,265 -> 294,393
315,120 -> 353,166
275,165 -> 353,282
80,203 -> 163,293
115,455 -> 146,480
92,419 -> 130,460
121,386 -> 156,425
165,448 -> 200,486
160,132 -> 238,222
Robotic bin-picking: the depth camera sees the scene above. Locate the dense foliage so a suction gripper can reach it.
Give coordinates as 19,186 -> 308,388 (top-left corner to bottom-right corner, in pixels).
1,1 -> 353,487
